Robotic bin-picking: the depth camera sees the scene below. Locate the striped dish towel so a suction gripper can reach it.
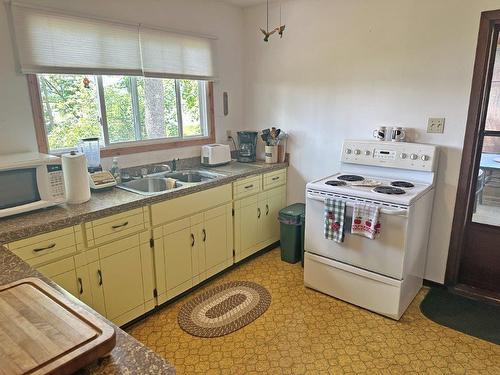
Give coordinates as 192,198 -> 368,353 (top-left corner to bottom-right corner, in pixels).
324,198 -> 346,243
351,203 -> 381,240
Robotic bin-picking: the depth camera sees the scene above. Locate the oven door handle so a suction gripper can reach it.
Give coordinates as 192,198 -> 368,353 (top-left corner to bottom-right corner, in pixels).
307,194 -> 408,216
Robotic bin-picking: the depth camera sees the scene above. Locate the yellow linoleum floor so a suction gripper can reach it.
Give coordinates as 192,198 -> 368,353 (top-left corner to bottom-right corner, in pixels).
127,248 -> 500,374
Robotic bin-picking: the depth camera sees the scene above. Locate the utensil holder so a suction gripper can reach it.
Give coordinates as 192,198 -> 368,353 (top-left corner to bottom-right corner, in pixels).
265,145 -> 278,164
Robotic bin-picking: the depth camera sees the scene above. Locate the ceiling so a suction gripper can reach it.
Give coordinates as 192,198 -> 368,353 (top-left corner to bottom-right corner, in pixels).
221,0 -> 268,8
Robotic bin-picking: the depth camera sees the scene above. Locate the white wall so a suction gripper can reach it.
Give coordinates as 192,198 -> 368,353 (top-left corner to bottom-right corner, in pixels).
0,0 -> 245,166
242,0 -> 500,283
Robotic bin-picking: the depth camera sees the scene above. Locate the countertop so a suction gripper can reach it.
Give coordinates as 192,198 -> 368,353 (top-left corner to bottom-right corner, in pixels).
0,160 -> 288,244
0,245 -> 175,374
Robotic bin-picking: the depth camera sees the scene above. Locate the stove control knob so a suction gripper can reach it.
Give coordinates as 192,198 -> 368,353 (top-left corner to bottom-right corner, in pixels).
400,153 -> 407,159
345,148 -> 352,154
410,153 -> 418,160
365,150 -> 371,156
354,149 -> 361,155
421,155 -> 430,161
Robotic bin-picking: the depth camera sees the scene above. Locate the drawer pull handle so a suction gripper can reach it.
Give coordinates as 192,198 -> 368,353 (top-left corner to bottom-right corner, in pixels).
33,243 -> 56,252
97,270 -> 103,286
244,184 -> 254,189
257,208 -> 261,218
202,229 -> 206,242
191,233 -> 195,247
266,204 -> 269,215
78,277 -> 84,294
272,176 -> 280,181
112,221 -> 129,229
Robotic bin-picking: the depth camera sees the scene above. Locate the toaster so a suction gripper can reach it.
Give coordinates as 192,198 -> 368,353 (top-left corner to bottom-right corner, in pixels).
201,144 -> 231,166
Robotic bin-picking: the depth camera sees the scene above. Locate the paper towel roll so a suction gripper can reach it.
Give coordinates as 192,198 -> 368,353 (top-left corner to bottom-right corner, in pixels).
62,152 -> 91,204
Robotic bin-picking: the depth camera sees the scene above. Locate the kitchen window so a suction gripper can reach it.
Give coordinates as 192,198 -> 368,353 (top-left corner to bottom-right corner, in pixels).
9,3 -> 218,156
30,74 -> 213,155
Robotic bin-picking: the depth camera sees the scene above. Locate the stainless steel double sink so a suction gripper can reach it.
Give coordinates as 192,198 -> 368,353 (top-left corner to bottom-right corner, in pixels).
117,170 -> 225,196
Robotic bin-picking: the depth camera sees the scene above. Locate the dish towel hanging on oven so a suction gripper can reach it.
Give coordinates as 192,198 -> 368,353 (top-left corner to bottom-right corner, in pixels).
324,198 -> 346,243
351,203 -> 381,240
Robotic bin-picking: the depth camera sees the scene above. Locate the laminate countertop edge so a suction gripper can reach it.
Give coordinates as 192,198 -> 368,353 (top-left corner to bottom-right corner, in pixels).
0,161 -> 288,244
0,245 -> 176,374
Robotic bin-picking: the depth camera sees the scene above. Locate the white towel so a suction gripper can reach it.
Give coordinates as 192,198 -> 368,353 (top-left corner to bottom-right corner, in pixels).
351,203 -> 381,239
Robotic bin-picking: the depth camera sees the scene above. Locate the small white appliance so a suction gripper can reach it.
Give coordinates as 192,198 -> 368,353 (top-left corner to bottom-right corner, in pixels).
89,171 -> 117,190
0,152 -> 66,218
304,140 -> 439,320
201,144 -> 231,166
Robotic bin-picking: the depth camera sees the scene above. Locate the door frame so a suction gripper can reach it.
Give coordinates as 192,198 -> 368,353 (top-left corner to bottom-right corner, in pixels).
446,9 -> 500,301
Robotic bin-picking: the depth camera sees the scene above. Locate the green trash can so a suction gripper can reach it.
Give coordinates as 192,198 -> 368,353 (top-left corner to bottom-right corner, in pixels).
278,203 -> 305,264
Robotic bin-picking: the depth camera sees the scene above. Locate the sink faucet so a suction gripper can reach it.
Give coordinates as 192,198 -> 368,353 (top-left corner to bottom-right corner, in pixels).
172,158 -> 179,171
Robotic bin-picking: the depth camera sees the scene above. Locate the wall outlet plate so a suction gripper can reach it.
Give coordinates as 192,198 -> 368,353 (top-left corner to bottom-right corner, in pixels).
427,118 -> 445,133
226,130 -> 232,140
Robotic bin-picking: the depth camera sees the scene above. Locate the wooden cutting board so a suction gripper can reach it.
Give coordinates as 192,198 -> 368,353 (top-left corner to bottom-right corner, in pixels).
0,278 -> 116,375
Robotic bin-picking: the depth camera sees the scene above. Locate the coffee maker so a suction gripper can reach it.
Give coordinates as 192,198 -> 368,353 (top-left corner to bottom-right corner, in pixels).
237,131 -> 258,163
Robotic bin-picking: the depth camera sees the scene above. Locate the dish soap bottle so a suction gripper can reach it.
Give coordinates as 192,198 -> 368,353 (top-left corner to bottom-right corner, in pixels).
110,157 -> 121,183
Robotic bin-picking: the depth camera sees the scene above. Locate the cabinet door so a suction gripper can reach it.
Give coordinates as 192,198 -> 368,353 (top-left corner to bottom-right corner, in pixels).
88,260 -> 106,317
51,270 -> 78,298
75,265 -> 93,306
203,210 -> 228,273
266,189 -> 283,242
164,226 -> 194,298
240,201 -> 260,253
99,246 -> 145,322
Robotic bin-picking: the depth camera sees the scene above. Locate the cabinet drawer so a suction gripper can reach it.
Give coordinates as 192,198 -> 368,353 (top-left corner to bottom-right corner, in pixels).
8,226 -> 75,250
263,169 -> 287,190
151,184 -> 232,226
88,208 -> 147,246
233,175 -> 262,200
12,232 -> 78,266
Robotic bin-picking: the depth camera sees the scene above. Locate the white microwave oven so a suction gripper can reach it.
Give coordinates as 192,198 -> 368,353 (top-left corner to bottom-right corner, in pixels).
0,152 -> 66,218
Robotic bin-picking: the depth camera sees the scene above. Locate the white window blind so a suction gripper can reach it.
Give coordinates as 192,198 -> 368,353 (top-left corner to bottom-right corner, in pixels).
9,3 -> 142,75
140,27 -> 217,80
8,2 -> 217,79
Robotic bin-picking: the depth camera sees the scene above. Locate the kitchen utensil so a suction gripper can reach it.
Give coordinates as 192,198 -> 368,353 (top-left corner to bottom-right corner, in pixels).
0,278 -> 115,375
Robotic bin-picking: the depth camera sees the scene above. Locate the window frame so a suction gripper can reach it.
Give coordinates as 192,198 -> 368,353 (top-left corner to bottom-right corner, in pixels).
27,74 -> 215,157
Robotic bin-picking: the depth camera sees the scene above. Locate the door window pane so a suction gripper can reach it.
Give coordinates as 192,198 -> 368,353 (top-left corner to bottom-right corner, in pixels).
102,75 -> 136,143
486,50 -> 500,131
472,136 -> 500,226
38,74 -> 102,150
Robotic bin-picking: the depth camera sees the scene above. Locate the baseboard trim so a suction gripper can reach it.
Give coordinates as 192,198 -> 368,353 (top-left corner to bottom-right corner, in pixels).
122,241 -> 280,329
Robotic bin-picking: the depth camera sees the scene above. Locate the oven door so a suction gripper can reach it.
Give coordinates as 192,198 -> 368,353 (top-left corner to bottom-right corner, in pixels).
305,190 -> 409,280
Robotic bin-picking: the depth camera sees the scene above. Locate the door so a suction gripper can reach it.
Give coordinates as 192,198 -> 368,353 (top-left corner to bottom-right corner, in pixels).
51,270 -> 79,298
448,11 -> 500,299
99,245 -> 145,322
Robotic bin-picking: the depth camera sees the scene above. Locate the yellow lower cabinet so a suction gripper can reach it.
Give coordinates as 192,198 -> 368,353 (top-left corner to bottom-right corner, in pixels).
50,270 -> 79,298
203,204 -> 233,279
37,256 -> 81,302
153,204 -> 233,305
235,185 -> 286,262
90,231 -> 155,326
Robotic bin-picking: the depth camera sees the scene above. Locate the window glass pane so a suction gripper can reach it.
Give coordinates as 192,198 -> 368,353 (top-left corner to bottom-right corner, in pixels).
38,74 -> 101,151
102,75 -> 136,143
486,48 -> 500,131
180,80 -> 203,136
472,136 -> 500,226
136,77 -> 179,139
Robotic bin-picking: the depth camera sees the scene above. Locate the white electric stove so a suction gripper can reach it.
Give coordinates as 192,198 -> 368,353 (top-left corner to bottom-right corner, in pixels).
304,140 -> 439,320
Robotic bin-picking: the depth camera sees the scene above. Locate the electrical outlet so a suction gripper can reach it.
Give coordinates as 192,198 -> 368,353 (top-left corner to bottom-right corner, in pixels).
226,130 -> 232,140
427,118 -> 445,133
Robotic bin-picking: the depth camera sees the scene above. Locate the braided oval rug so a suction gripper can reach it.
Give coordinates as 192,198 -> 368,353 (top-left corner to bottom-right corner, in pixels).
178,281 -> 271,338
